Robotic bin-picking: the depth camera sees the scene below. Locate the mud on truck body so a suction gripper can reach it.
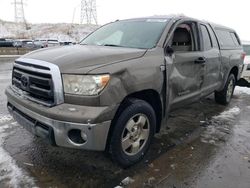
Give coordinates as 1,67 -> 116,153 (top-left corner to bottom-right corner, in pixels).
6,16 -> 244,167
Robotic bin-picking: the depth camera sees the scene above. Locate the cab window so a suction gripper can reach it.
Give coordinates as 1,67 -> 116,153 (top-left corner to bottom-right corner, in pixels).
171,22 -> 199,52
200,24 -> 212,51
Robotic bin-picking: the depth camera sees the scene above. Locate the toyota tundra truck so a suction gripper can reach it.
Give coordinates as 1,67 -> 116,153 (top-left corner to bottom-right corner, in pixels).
5,16 -> 244,167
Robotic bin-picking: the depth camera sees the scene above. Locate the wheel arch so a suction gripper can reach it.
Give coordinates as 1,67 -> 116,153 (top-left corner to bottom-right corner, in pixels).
229,66 -> 239,81
105,89 -> 163,151
218,66 -> 239,92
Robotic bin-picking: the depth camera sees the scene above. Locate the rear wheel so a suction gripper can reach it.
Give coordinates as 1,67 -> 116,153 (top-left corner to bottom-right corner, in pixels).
215,74 -> 236,105
109,99 -> 156,168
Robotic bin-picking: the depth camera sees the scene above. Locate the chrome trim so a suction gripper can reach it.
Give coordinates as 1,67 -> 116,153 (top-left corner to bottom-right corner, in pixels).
14,58 -> 64,105
11,85 -> 54,107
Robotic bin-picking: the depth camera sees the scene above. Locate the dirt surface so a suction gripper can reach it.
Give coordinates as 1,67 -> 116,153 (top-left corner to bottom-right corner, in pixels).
0,59 -> 250,188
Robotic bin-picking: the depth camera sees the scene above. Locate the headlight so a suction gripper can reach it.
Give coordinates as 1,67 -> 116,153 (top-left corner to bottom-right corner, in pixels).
62,74 -> 110,96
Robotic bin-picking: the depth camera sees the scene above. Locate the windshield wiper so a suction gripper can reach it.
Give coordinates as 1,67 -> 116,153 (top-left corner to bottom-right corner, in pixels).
102,44 -> 124,47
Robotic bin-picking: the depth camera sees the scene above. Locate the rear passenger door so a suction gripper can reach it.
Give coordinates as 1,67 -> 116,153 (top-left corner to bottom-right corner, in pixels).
199,23 -> 221,95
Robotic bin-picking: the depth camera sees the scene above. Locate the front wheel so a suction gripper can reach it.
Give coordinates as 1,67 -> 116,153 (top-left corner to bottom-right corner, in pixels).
215,74 -> 236,105
109,99 -> 156,168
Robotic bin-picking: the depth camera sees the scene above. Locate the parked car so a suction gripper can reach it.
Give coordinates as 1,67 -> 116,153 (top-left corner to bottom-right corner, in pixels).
22,40 -> 35,48
34,39 -> 46,48
15,39 -> 35,48
47,39 -> 60,47
37,39 -> 49,48
240,41 -> 250,83
13,40 -> 22,48
6,16 -> 244,167
33,39 -> 60,48
0,38 -> 14,47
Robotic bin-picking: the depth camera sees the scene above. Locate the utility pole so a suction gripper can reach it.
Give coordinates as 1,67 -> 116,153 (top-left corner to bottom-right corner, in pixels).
12,0 -> 30,30
13,0 -> 26,23
80,0 -> 97,25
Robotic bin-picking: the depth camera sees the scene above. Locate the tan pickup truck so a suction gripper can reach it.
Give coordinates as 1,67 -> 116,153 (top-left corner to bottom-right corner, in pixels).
6,15 -> 244,167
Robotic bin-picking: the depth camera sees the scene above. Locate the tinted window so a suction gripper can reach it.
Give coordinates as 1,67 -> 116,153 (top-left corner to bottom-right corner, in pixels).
243,45 -> 250,55
201,25 -> 212,50
215,29 -> 238,48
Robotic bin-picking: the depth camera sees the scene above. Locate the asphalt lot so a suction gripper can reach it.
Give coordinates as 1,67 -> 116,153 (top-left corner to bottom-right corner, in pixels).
0,59 -> 250,188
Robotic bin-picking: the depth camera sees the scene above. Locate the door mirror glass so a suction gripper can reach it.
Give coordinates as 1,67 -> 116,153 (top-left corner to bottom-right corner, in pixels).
165,46 -> 174,55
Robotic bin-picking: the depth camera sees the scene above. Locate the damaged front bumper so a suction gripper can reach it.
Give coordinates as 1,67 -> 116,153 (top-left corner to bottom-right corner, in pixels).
6,86 -> 113,151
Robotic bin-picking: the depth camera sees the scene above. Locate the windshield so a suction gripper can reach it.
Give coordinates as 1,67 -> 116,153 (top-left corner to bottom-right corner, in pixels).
243,45 -> 250,55
80,19 -> 169,49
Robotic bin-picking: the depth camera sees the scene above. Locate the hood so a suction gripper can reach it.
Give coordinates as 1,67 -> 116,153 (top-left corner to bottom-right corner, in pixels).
23,45 -> 146,73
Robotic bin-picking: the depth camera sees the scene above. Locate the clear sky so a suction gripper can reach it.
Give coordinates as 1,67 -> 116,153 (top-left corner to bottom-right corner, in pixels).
0,0 -> 249,40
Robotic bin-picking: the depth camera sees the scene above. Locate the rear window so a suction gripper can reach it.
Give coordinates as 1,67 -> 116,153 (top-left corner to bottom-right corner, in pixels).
230,33 -> 240,46
243,45 -> 250,55
215,29 -> 240,49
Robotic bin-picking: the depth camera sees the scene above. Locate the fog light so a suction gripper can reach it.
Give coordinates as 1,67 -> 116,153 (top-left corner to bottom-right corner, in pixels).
68,129 -> 87,145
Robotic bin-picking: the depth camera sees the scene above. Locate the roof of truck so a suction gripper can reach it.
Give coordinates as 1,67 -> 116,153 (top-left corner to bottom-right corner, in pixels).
122,15 -> 235,32
208,22 -> 235,32
122,14 -> 191,21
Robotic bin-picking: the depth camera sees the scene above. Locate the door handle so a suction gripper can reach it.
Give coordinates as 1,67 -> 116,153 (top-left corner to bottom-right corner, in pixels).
194,57 -> 206,64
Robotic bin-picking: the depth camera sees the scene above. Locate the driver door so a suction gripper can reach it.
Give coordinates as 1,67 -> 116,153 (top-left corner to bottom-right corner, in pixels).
166,21 -> 205,110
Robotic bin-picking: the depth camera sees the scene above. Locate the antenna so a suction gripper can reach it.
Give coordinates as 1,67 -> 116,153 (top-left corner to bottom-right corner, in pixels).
80,0 -> 97,25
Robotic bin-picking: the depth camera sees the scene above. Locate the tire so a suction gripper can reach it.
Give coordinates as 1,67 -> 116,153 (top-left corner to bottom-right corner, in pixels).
215,74 -> 236,105
109,99 -> 156,168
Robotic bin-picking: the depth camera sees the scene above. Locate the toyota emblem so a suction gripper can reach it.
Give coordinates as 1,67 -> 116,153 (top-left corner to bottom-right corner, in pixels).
20,75 -> 29,89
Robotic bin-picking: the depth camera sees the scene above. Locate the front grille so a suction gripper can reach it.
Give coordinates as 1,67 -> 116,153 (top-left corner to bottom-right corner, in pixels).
12,66 -> 54,105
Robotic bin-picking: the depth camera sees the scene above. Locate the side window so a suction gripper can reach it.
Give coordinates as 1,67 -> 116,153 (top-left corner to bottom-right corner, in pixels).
215,29 -> 238,48
171,22 -> 199,52
230,32 -> 241,46
200,24 -> 212,51
207,25 -> 219,48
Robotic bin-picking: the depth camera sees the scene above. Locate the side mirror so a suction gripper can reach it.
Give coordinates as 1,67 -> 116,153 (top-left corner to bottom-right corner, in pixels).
165,46 -> 174,56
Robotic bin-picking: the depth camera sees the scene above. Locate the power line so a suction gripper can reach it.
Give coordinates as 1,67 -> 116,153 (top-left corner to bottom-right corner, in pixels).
80,0 -> 97,25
